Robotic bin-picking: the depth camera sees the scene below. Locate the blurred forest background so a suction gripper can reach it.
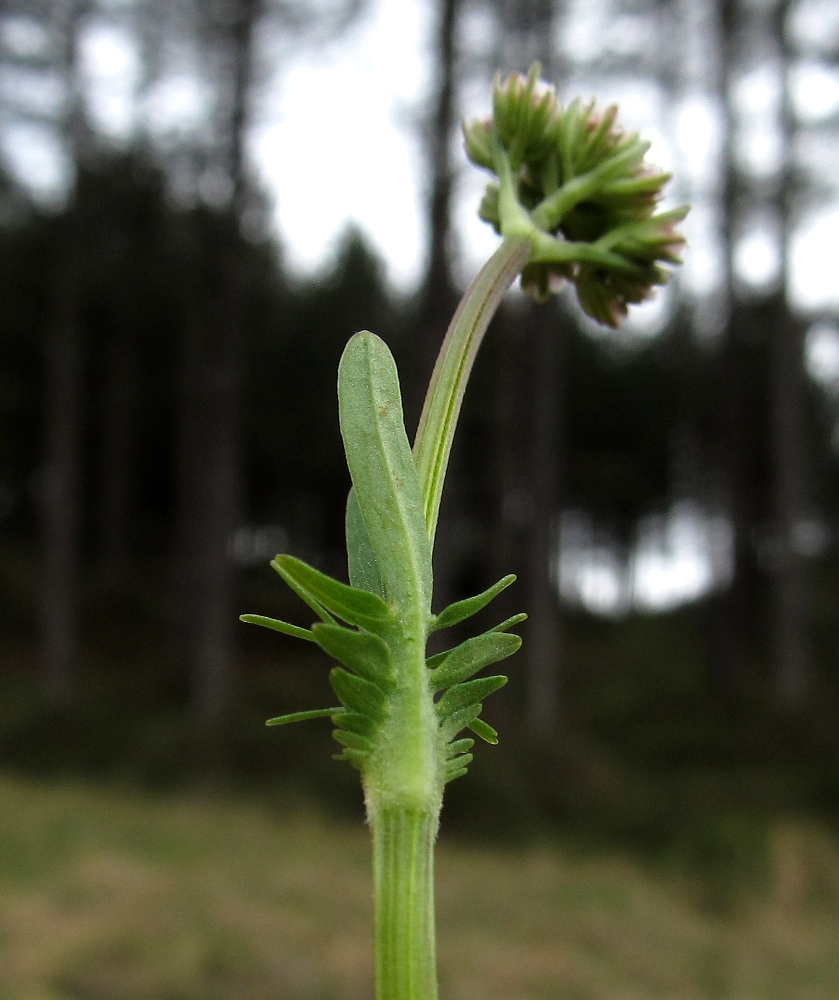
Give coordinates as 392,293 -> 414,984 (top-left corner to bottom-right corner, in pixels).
2,0 -> 839,921
4,0 -> 839,995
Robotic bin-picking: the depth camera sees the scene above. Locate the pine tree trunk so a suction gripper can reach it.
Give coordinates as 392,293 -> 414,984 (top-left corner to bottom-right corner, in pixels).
39,272 -> 82,707
771,304 -> 809,707
525,299 -> 562,739
172,247 -> 242,728
96,304 -> 139,589
172,0 -> 260,728
192,284 -> 242,725
38,0 -> 92,707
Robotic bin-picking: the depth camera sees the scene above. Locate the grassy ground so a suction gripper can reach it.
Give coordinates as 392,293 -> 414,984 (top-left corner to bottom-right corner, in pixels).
0,776 -> 838,999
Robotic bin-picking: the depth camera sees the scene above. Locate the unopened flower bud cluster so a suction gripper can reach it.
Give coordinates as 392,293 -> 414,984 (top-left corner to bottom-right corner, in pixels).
464,64 -> 688,328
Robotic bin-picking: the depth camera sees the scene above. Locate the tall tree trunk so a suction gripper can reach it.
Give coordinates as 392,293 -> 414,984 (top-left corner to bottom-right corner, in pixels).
525,299 -> 562,737
173,232 -> 244,727
38,0 -> 92,706
39,268 -> 83,707
771,302 -> 809,706
710,301 -> 769,690
192,278 -> 243,725
173,0 -> 260,727
96,301 -> 139,589
709,0 -> 768,692
494,0 -> 563,738
771,0 -> 809,706
172,271 -> 207,690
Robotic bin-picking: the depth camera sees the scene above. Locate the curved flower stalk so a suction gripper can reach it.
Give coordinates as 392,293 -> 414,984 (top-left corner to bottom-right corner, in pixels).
242,64 -> 686,1000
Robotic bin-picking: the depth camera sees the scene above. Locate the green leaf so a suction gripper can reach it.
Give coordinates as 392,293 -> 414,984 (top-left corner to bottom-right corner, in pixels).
435,675 -> 508,719
338,331 -> 433,614
332,709 -> 377,737
491,612 -> 528,633
440,704 -> 483,744
312,623 -> 393,688
332,729 -> 374,754
425,649 -> 450,670
333,748 -> 367,769
266,708 -> 339,727
445,754 -> 473,781
430,574 -> 516,632
346,488 -> 386,598
329,667 -> 388,720
271,559 -> 336,625
239,614 -> 315,642
445,738 -> 475,758
430,632 -> 522,691
468,718 -> 499,745
273,555 -> 391,631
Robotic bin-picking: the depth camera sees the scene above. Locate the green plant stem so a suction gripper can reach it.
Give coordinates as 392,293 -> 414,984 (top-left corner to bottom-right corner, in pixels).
413,235 -> 531,543
372,808 -> 438,1000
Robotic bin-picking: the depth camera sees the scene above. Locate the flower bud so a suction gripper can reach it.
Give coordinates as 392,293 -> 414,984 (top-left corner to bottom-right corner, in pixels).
463,118 -> 494,172
463,63 -> 688,327
520,262 -> 573,304
491,64 -> 561,170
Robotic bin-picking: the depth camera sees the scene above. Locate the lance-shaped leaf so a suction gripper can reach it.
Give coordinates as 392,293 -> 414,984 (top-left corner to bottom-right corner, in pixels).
468,718 -> 499,744
426,649 -> 451,670
271,559 -> 336,625
338,332 -> 433,614
440,704 -> 484,744
334,747 -> 366,769
332,729 -> 374,754
273,555 -> 391,631
430,574 -> 516,632
346,488 -> 386,598
240,614 -> 314,643
491,612 -> 528,633
435,675 -> 508,719
312,623 -> 394,688
445,738 -> 475,758
329,667 -> 388,720
266,708 -> 339,727
445,754 -> 473,782
332,709 -> 377,738
430,631 -> 522,691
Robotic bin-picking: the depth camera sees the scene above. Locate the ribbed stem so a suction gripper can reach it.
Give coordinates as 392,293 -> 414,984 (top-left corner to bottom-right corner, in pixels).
372,808 -> 438,1000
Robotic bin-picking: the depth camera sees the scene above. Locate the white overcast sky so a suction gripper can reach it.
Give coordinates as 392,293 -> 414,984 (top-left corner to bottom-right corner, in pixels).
4,0 -> 839,310
5,0 -> 839,613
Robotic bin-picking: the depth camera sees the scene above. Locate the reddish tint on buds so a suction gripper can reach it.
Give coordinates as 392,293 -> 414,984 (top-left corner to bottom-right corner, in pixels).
463,63 -> 688,327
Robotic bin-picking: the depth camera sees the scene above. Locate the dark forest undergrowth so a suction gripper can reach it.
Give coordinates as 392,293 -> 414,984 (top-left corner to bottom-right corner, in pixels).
3,543 -> 839,909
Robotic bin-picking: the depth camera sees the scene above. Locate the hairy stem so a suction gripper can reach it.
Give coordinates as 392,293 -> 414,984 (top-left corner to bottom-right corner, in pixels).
373,808 -> 438,1000
413,235 -> 531,543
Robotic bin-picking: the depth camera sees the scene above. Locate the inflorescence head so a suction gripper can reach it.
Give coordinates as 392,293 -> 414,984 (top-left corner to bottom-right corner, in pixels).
463,64 -> 688,328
